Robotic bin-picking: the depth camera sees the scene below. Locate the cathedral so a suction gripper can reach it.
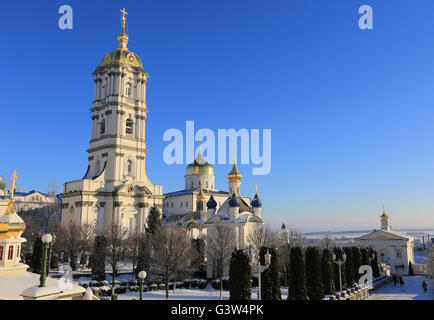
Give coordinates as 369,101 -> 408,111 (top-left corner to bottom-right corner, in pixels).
60,11 -> 163,235
163,148 -> 264,240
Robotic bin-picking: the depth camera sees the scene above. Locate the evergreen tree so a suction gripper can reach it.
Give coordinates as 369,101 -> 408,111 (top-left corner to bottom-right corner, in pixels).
360,247 -> 369,266
260,247 -> 281,300
408,261 -> 414,276
145,205 -> 162,235
351,247 -> 362,283
333,247 -> 346,291
229,249 -> 251,300
31,235 -> 43,274
343,247 -> 354,286
50,253 -> 59,270
90,235 -> 107,281
305,247 -> 323,300
136,234 -> 150,278
287,246 -> 307,300
369,248 -> 380,279
321,248 -> 335,295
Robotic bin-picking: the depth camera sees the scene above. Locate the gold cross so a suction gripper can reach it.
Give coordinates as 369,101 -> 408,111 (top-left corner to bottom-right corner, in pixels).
120,8 -> 128,20
10,170 -> 18,199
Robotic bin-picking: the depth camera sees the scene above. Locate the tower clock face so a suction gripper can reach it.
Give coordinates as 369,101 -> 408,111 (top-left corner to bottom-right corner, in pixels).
129,56 -> 134,62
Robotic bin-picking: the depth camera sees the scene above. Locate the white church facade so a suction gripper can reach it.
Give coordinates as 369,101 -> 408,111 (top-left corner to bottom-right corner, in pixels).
356,208 -> 415,276
60,12 -> 163,235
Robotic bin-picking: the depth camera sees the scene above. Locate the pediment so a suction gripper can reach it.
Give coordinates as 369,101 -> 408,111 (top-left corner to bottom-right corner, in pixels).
358,230 -> 409,241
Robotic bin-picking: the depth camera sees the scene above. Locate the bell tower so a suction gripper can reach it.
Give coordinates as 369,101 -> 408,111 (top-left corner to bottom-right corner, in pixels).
86,8 -> 151,187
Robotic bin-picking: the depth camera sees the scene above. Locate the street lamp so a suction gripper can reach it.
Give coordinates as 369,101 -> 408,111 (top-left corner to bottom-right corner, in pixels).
40,233 -> 52,287
258,250 -> 272,301
138,270 -> 147,301
332,251 -> 346,294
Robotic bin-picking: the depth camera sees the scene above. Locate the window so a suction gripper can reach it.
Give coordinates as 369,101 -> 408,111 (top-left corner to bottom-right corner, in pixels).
171,202 -> 173,208
396,248 -> 402,258
127,160 -> 133,176
17,245 -> 20,257
186,202 -> 188,207
100,119 -> 105,135
126,83 -> 132,97
0,246 -> 3,261
126,118 -> 133,135
206,182 -> 208,189
8,246 -> 13,260
70,207 -> 74,214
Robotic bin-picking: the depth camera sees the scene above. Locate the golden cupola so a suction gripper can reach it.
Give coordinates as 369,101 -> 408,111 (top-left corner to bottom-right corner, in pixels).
0,171 -> 25,241
99,8 -> 143,69
227,162 -> 242,182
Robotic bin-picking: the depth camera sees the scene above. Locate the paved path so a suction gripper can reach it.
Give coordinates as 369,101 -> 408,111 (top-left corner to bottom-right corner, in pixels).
368,276 -> 433,300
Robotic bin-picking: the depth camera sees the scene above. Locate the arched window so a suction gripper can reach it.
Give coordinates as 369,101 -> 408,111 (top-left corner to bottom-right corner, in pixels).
125,118 -> 133,135
8,245 -> 13,260
70,206 -> 74,215
206,181 -> 209,189
100,119 -> 105,135
0,246 -> 3,261
127,160 -> 133,176
186,201 -> 188,207
17,245 -> 20,257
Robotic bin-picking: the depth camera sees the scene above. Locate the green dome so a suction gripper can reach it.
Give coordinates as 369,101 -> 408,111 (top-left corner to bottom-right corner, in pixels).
185,161 -> 214,176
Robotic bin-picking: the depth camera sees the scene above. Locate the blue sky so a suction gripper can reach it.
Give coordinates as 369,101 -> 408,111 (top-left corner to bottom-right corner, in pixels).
1,0 -> 434,231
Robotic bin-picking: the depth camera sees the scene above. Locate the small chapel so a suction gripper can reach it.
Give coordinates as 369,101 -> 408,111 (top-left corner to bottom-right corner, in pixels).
356,207 -> 415,276
60,10 -> 163,235
0,171 -> 86,300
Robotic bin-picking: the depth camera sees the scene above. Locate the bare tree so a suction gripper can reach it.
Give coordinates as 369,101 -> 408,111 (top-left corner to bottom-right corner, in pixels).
319,233 -> 336,250
287,229 -> 306,247
150,225 -> 192,299
127,231 -> 144,278
206,223 -> 236,300
247,224 -> 279,262
58,223 -> 95,271
105,224 -> 129,298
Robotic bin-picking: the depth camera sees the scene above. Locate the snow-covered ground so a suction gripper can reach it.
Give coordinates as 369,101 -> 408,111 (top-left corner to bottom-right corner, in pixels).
117,287 -> 289,300
367,276 -> 433,300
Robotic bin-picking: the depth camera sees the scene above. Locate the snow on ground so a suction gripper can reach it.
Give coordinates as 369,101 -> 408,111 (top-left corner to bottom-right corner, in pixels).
118,287 -> 289,300
367,276 -> 433,300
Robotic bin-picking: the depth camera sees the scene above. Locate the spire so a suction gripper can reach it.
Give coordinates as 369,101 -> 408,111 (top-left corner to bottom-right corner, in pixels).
281,222 -> 286,229
197,182 -> 206,202
6,170 -> 18,214
227,153 -> 242,182
380,205 -> 389,220
117,8 -> 129,48
195,140 -> 206,165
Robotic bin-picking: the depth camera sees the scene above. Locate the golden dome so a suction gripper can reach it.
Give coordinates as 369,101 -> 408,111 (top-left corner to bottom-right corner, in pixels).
186,161 -> 214,176
228,163 -> 242,182
185,146 -> 214,176
99,8 -> 143,69
196,183 -> 206,202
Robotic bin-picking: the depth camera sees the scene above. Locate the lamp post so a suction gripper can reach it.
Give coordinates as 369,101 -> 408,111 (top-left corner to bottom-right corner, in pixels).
258,249 -> 272,301
40,233 -> 53,287
138,270 -> 147,301
332,251 -> 346,293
